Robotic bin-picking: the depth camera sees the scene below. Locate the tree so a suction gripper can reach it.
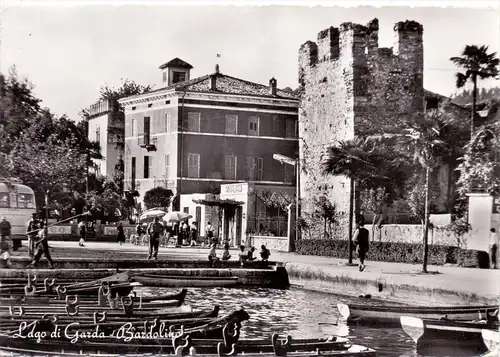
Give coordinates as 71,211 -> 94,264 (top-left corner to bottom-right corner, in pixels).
143,187 -> 174,211
372,110 -> 456,273
323,137 -> 408,263
450,45 -> 499,138
456,124 -> 500,196
313,195 -> 337,239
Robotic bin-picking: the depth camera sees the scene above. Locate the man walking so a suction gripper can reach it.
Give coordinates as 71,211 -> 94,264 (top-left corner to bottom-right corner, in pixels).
489,228 -> 498,269
147,217 -> 164,260
353,222 -> 369,272
26,213 -> 39,258
27,223 -> 54,269
78,219 -> 86,247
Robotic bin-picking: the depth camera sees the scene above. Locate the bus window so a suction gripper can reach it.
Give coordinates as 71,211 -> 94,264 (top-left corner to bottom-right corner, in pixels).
18,193 -> 35,208
0,193 -> 9,208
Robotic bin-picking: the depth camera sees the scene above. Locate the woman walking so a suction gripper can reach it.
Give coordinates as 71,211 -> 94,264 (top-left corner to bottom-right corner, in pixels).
116,222 -> 125,246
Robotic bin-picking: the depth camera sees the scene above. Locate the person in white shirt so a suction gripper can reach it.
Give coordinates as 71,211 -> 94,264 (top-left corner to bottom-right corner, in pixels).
489,228 -> 498,269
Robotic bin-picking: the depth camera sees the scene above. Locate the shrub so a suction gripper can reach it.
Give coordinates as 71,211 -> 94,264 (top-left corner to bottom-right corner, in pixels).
296,239 -> 480,266
457,249 -> 490,269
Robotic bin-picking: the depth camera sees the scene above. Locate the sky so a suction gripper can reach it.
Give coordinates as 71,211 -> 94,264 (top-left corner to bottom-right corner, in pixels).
0,1 -> 498,121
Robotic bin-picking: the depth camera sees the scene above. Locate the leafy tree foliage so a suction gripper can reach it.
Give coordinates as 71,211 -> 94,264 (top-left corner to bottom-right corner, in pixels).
143,187 -> 174,211
313,195 -> 337,239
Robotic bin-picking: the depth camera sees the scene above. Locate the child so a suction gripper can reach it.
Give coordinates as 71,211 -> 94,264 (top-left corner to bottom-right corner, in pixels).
221,243 -> 231,261
208,244 -> 219,263
238,245 -> 247,266
0,237 -> 11,268
247,246 -> 257,261
260,245 -> 270,261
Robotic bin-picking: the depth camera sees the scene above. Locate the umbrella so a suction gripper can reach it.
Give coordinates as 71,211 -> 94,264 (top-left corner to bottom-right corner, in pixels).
139,209 -> 166,221
162,211 -> 192,222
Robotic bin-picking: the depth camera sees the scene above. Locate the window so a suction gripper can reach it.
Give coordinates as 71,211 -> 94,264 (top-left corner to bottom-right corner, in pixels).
95,127 -> 100,142
165,154 -> 171,178
247,157 -> 263,181
17,193 -> 35,208
187,113 -> 200,132
187,153 -> 200,178
284,164 -> 294,183
225,115 -> 238,134
144,156 -> 150,179
285,119 -> 296,138
144,117 -> 151,144
164,113 -> 172,133
162,72 -> 167,83
248,116 -> 260,136
225,155 -> 237,180
131,119 -> 135,137
272,115 -> 280,136
131,157 -> 136,190
173,71 -> 186,83
183,207 -> 190,214
0,193 -> 9,208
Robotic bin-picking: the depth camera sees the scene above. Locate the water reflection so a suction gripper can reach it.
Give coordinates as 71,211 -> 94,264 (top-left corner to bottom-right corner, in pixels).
139,286 -> 484,357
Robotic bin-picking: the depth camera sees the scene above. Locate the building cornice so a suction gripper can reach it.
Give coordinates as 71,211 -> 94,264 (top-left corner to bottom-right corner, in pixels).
119,89 -> 299,108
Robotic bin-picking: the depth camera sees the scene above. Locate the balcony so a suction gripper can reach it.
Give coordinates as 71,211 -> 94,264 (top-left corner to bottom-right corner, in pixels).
146,136 -> 157,152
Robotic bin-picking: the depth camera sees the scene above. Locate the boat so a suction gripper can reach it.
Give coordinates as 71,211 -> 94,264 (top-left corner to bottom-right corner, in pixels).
132,274 -> 239,288
482,329 -> 500,356
400,316 -> 499,355
337,302 -> 499,326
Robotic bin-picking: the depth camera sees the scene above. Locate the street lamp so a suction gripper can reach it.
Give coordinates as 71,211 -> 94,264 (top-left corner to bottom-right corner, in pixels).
273,154 -> 301,248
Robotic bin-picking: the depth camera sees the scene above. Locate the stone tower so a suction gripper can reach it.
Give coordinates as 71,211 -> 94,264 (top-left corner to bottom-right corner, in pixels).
298,19 -> 424,237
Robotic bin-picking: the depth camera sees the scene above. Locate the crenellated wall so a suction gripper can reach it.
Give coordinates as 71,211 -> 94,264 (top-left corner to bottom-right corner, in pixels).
298,18 -> 425,238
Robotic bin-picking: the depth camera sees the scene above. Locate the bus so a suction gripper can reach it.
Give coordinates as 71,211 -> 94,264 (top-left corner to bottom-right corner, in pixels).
0,180 -> 36,239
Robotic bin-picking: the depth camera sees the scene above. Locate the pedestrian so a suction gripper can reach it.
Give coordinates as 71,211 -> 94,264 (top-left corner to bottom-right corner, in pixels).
116,222 -> 125,246
27,223 -> 54,269
0,217 -> 11,241
26,213 -> 39,258
238,245 -> 248,266
0,235 -> 10,268
247,246 -> 257,261
260,245 -> 271,261
221,243 -> 231,261
181,221 -> 189,245
147,217 -> 164,260
190,222 -> 198,246
489,228 -> 498,269
77,219 -> 86,247
205,222 -> 214,247
353,222 -> 369,272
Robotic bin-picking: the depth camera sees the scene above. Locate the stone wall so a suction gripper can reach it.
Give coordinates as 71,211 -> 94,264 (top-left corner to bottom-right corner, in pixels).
366,224 -> 457,246
298,18 -> 424,238
247,235 -> 290,252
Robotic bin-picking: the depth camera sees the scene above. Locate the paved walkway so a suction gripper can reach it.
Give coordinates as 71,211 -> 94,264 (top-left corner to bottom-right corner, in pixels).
12,240 -> 500,304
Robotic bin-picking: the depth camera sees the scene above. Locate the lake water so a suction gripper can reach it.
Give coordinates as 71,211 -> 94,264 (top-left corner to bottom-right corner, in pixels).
138,286 -> 486,357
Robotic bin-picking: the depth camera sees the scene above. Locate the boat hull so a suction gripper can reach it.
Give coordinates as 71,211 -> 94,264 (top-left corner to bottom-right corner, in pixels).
338,303 -> 499,326
132,275 -> 239,288
400,316 -> 498,356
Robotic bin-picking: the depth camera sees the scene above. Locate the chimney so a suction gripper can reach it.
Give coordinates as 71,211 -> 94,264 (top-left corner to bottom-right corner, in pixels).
269,77 -> 277,95
210,74 -> 217,91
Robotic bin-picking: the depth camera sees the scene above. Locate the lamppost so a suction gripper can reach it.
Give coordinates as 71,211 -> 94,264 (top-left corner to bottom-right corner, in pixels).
273,154 -> 300,249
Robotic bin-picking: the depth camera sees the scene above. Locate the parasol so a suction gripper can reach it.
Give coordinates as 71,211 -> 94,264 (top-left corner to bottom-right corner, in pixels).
162,211 -> 193,222
139,209 -> 167,221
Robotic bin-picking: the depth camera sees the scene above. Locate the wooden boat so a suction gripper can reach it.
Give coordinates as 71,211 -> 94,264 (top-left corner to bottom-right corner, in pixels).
400,316 -> 499,355
132,274 -> 239,288
482,329 -> 500,356
337,302 -> 499,326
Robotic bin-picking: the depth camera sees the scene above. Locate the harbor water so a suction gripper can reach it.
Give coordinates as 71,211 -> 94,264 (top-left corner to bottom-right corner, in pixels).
139,286 -> 485,357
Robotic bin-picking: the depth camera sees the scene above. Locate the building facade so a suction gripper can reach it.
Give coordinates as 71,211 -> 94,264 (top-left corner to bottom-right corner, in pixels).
118,58 -> 299,236
86,99 -> 124,179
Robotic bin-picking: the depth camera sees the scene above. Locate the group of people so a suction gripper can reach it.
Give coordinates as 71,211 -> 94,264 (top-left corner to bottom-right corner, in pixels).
207,242 -> 271,266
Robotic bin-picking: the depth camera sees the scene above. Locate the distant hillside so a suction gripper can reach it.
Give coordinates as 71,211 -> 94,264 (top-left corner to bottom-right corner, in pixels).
451,87 -> 500,105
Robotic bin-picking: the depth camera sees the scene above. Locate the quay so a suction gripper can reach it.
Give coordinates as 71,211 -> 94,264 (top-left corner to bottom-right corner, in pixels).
3,241 -> 499,305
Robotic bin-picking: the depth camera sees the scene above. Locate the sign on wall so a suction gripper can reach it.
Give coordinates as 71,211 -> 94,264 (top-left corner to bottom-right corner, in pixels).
48,226 -> 72,235
221,184 -> 248,195
493,197 -> 500,214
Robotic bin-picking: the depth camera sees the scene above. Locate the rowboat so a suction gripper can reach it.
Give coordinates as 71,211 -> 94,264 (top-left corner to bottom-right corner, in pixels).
482,329 -> 500,356
131,274 -> 239,288
400,316 -> 499,355
337,302 -> 499,326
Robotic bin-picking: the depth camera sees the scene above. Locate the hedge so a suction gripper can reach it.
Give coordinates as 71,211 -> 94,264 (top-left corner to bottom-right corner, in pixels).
296,239 -> 489,268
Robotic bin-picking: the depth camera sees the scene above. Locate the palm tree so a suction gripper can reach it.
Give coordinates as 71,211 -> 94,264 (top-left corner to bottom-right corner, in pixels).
450,45 -> 499,139
323,138 -> 407,264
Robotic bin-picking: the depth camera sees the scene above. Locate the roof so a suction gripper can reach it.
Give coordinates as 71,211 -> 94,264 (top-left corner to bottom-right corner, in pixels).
158,58 -> 194,70
120,72 -> 299,102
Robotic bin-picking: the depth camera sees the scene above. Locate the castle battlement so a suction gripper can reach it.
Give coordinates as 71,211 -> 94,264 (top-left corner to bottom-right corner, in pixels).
299,18 -> 423,79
